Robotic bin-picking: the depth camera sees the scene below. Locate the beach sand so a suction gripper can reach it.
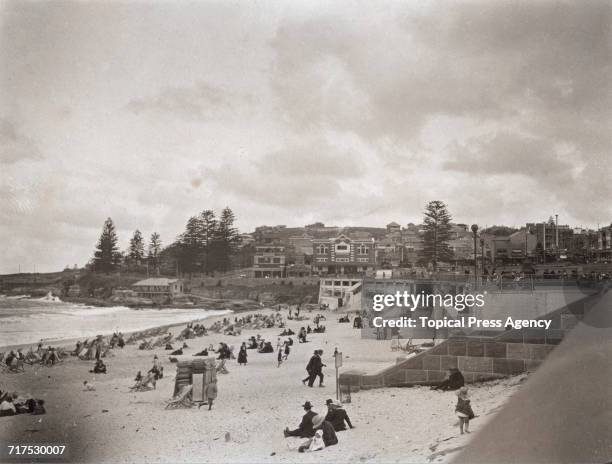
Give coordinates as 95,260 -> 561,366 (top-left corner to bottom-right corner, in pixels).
0,307 -> 526,463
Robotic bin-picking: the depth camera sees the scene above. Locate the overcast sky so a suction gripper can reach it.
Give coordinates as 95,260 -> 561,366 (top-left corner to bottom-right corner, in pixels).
1,0 -> 610,273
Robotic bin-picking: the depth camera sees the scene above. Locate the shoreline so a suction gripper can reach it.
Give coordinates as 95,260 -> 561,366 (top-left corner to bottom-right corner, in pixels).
0,298 -> 256,352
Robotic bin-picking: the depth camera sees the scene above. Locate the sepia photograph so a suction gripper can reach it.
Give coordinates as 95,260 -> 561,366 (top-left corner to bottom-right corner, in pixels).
0,1 -> 611,463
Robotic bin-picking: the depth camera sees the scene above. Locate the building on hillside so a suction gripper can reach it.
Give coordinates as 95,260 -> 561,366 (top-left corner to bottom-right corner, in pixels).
402,224 -> 424,264
132,278 -> 183,300
250,244 -> 287,278
311,234 -> 377,275
597,225 -> 612,261
568,228 -> 598,262
237,233 -> 255,247
376,237 -> 402,268
386,221 -> 401,234
526,218 -> 573,255
288,233 -> 314,257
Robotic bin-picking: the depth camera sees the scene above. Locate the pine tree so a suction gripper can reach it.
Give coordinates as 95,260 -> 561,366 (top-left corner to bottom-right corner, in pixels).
128,230 -> 145,263
211,207 -> 239,272
177,216 -> 204,276
419,201 -> 453,271
93,218 -> 121,273
148,232 -> 162,274
199,210 -> 217,275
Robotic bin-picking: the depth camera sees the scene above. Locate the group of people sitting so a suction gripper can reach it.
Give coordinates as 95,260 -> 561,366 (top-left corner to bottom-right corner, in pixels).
283,399 -> 354,452
0,390 -> 46,417
109,332 -> 125,349
2,350 -> 25,372
90,359 -> 107,374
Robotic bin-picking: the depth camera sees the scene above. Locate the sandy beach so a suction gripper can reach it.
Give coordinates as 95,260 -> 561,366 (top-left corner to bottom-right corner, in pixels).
0,306 -> 527,463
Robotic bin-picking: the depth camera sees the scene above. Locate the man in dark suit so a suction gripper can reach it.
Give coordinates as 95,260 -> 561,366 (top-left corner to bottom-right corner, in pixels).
284,401 -> 317,438
307,350 -> 326,387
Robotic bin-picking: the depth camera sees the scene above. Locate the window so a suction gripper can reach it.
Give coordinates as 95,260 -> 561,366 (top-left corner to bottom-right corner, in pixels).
273,258 -> 281,264
358,258 -> 369,263
316,257 -> 327,262
358,245 -> 369,254
317,245 -> 329,254
337,245 -> 348,251
335,258 -> 350,262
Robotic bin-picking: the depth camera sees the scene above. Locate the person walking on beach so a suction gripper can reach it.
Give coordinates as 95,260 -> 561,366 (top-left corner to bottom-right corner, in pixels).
455,387 -> 475,434
313,350 -> 325,387
204,380 -> 218,411
277,347 -> 283,367
303,351 -> 317,386
306,350 -> 325,387
238,343 -> 248,365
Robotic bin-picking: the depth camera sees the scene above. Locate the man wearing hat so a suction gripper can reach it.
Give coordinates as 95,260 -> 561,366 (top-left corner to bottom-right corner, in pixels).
324,399 -> 354,431
284,401 -> 317,438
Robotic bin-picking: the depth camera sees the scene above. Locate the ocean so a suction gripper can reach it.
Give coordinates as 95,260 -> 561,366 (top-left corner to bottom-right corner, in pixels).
0,295 -> 231,348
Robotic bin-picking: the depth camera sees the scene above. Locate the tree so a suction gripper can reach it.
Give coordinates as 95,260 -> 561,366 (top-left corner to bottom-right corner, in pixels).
93,218 -> 121,273
148,232 -> 162,274
419,201 -> 453,271
177,216 -> 204,277
199,209 -> 217,275
210,207 -> 239,273
128,230 -> 145,263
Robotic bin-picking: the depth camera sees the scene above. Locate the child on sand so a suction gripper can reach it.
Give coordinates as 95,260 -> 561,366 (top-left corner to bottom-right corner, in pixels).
455,387 -> 475,434
204,380 -> 218,411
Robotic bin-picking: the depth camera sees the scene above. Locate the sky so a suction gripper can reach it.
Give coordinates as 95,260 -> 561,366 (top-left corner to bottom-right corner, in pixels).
0,0 -> 610,274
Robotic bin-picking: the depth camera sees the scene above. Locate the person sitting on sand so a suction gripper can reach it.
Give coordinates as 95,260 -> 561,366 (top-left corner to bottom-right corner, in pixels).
307,325 -> 312,334
91,359 -> 107,374
0,396 -> 16,416
297,414 -> 338,452
432,368 -> 464,391
455,387 -> 475,434
27,399 -> 46,415
324,399 -> 353,431
258,341 -> 274,353
134,371 -> 143,386
193,348 -> 209,357
83,380 -> 96,391
298,327 -> 307,343
284,401 -> 317,438
170,348 -> 183,356
165,343 -> 174,350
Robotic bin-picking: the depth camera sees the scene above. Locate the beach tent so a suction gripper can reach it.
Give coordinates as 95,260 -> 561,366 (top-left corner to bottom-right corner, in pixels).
173,358 -> 217,399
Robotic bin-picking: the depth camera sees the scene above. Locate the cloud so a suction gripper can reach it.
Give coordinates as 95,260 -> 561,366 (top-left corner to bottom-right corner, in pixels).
0,118 -> 43,165
126,81 -> 250,120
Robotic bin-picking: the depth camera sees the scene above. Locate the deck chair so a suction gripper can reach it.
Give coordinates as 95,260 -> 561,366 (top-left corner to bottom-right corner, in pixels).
130,372 -> 157,392
165,384 -> 193,409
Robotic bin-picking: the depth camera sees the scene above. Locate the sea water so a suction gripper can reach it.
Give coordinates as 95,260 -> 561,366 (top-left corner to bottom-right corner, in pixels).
0,295 -> 231,347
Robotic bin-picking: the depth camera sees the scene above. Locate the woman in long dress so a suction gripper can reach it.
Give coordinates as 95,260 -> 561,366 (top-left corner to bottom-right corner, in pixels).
237,343 -> 248,365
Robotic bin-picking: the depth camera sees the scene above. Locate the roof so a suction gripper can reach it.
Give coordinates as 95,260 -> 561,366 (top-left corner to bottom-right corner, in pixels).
387,222 -> 401,227
133,278 -> 180,287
